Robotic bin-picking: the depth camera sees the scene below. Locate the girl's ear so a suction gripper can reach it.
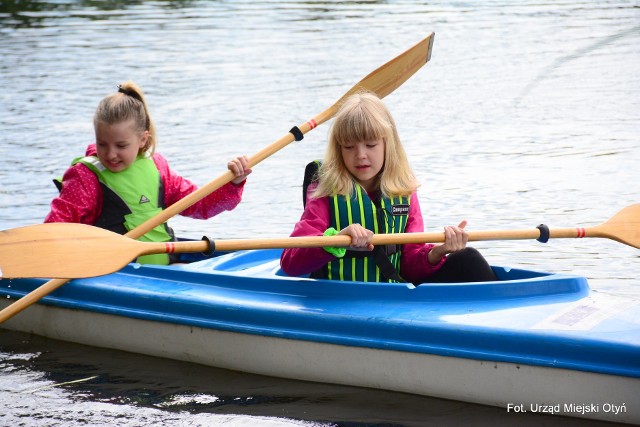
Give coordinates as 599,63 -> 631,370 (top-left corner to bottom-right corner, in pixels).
139,130 -> 150,152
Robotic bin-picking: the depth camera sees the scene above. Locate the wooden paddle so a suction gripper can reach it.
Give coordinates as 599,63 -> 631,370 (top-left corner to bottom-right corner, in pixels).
1,204 -> 638,280
0,34 -> 435,324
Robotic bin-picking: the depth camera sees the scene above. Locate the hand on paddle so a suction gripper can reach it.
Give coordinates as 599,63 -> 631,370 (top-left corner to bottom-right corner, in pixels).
339,224 -> 375,251
228,155 -> 252,184
428,220 -> 468,264
340,220 -> 470,256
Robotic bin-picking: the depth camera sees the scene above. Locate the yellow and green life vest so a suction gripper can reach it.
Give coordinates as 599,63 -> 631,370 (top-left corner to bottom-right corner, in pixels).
72,155 -> 174,265
319,184 -> 410,282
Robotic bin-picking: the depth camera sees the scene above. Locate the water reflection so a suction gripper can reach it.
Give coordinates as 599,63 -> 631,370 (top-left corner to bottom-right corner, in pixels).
514,23 -> 640,107
1,329 -> 615,426
0,0 -> 190,16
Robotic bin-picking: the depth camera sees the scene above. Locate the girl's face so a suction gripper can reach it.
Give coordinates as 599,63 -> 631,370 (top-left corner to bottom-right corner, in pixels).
95,120 -> 148,172
341,138 -> 385,193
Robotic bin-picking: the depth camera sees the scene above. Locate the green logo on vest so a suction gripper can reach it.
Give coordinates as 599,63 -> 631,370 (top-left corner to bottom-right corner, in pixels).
139,195 -> 150,204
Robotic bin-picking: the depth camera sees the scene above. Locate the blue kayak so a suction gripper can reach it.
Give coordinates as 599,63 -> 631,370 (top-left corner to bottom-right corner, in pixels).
1,249 -> 638,423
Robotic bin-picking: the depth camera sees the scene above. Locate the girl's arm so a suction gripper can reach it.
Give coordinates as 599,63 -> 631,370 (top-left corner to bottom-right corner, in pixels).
400,193 -> 447,283
280,196 -> 336,277
155,154 -> 246,220
44,164 -> 102,225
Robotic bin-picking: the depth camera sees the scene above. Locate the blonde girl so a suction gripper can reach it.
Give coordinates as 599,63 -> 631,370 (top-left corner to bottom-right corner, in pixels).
281,92 -> 495,284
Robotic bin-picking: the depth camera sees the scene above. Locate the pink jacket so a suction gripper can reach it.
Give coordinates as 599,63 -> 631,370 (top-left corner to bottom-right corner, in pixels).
280,190 -> 446,283
45,144 -> 245,225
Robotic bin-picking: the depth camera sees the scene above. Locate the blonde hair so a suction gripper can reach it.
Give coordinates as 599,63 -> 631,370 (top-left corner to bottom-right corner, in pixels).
314,92 -> 418,198
93,81 -> 157,154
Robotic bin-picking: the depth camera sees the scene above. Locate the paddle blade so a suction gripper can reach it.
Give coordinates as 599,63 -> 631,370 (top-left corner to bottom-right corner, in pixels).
0,223 -> 143,279
312,34 -> 435,127
352,33 -> 434,101
593,204 -> 640,249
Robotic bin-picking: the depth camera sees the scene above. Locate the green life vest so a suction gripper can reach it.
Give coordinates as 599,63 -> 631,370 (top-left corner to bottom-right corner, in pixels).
73,155 -> 173,265
321,184 -> 410,282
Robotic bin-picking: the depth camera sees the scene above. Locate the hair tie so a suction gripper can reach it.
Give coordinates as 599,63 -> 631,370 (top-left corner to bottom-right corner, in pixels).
117,84 -> 142,102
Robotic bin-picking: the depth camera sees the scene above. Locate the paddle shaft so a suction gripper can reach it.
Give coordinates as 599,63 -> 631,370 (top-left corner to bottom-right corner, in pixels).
134,228 -> 607,256
138,115 -> 326,236
0,35 -> 435,324
146,226 -> 599,253
2,202 -> 638,281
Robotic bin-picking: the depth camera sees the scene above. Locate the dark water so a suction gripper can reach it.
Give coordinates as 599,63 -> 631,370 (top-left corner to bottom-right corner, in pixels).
0,330 -> 621,426
1,0 -> 639,425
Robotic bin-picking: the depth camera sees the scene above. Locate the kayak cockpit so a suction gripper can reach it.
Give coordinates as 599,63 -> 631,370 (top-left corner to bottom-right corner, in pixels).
140,248 -> 591,302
